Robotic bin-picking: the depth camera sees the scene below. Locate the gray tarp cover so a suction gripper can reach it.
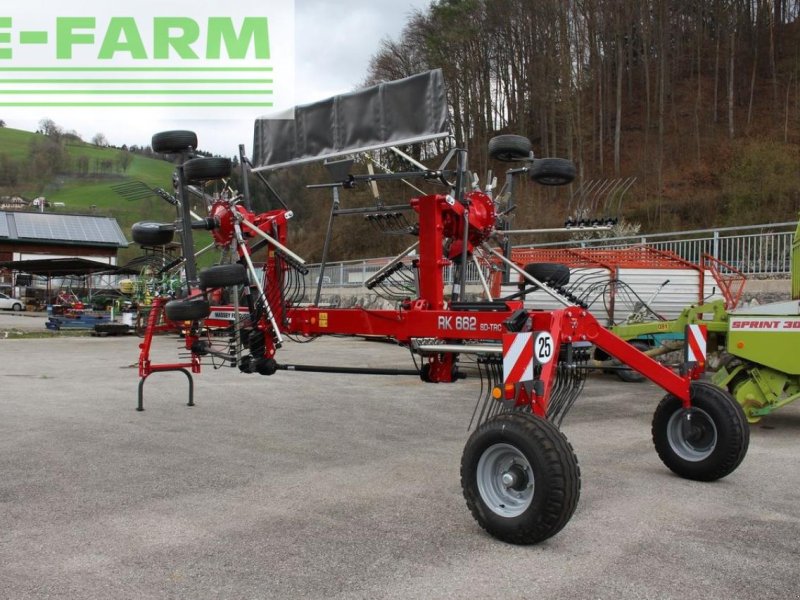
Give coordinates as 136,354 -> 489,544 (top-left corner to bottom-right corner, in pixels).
252,69 -> 449,171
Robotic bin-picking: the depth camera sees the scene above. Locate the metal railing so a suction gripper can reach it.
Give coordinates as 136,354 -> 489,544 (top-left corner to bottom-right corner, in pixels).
305,221 -> 797,287
304,258 -> 492,288
526,221 -> 797,276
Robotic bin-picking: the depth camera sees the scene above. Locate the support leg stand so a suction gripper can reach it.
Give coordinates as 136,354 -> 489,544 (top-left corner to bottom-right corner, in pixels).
137,368 -> 195,411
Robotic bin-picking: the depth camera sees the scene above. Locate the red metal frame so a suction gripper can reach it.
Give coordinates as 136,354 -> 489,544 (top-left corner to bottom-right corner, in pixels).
701,253 -> 746,309
139,190 -> 698,411
138,296 -> 201,378
512,244 -> 747,310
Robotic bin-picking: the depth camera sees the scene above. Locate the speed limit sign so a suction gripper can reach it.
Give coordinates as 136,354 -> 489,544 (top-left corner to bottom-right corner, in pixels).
533,331 -> 554,365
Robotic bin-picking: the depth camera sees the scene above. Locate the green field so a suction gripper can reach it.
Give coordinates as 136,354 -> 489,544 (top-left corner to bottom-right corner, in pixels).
0,126 -> 176,206
0,127 -> 40,160
0,126 -> 212,264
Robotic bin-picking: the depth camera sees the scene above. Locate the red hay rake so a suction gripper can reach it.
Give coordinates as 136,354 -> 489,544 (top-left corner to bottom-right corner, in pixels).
131,72 -> 749,545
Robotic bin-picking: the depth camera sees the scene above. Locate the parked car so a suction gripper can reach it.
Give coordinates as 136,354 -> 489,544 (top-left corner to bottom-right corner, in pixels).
0,292 -> 24,311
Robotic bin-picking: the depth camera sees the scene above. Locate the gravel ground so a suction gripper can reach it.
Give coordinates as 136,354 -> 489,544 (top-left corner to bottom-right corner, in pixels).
0,334 -> 798,600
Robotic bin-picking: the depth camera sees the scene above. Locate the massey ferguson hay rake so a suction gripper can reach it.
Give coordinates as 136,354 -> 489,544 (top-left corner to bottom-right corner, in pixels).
132,71 -> 749,545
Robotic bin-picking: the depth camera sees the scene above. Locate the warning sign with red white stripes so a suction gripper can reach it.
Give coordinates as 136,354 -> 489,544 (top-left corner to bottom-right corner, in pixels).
685,324 -> 707,364
503,332 -> 534,384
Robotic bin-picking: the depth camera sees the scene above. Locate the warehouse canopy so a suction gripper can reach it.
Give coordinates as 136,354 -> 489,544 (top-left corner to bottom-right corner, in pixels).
0,257 -> 138,276
0,211 -> 129,248
252,69 -> 450,171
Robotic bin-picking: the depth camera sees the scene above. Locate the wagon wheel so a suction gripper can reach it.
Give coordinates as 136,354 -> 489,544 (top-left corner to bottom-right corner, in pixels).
528,158 -> 576,186
519,262 -> 570,291
183,157 -> 232,183
488,135 -> 532,162
461,412 -> 580,544
165,299 -> 211,322
199,264 -> 249,289
131,222 -> 175,246
652,381 -> 749,481
152,130 -> 198,154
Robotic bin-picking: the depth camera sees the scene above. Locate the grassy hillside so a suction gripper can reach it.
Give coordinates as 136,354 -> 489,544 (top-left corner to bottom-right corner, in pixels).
0,127 -> 174,199
0,127 -> 40,161
0,126 -> 191,264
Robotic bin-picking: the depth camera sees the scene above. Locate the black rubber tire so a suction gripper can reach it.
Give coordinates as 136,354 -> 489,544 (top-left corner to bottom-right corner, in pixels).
131,222 -> 175,246
616,340 -> 649,383
419,362 -> 432,382
11,302 -> 22,311
183,157 -> 231,182
199,264 -> 248,289
652,381 -> 749,481
519,262 -> 570,289
529,158 -> 576,186
164,299 -> 211,322
461,412 -> 580,544
151,130 -> 197,154
488,135 -> 532,162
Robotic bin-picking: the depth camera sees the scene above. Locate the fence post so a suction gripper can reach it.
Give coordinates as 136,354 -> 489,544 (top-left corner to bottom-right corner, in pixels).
713,230 -> 720,260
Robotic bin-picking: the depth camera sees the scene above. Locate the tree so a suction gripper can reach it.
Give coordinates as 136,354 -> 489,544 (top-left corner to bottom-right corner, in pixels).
0,119 -> 5,127
117,151 -> 133,172
92,132 -> 108,147
0,153 -> 19,186
76,155 -> 90,177
26,137 -> 65,185
354,0 -> 800,240
39,118 -> 62,139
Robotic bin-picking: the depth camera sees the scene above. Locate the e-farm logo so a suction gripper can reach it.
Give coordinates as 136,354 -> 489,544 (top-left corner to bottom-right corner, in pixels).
0,1 -> 294,116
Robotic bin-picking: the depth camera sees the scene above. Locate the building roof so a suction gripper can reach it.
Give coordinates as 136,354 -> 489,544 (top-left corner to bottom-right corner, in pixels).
0,211 -> 128,248
0,257 -> 138,276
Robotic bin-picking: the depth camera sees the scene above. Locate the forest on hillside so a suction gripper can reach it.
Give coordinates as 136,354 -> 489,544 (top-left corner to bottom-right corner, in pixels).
4,1 -> 800,263
362,0 -> 800,234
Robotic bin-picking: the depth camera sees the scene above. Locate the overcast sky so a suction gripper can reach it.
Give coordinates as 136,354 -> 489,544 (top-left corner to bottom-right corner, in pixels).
4,0 -> 431,156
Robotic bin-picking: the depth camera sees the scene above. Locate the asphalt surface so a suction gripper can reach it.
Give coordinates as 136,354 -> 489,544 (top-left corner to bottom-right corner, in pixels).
0,311 -> 51,333
1,331 -> 799,599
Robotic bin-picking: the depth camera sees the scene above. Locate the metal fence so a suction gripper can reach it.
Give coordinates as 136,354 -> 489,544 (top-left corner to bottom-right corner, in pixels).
527,221 -> 797,276
305,221 -> 798,287
304,258 -> 491,289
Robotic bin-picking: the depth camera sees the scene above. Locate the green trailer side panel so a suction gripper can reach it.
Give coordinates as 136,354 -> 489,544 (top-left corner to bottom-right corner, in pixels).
727,316 -> 800,374
793,215 -> 800,300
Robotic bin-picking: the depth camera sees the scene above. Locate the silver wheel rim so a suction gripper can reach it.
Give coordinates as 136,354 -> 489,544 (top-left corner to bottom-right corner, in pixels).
666,407 -> 717,462
476,443 -> 534,517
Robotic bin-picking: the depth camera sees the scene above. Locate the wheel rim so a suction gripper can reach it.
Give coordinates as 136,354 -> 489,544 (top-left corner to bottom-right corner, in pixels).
476,443 -> 534,517
666,407 -> 717,461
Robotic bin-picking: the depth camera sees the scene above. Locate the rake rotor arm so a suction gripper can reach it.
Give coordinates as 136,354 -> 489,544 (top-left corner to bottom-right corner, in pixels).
239,217 -> 306,266
307,169 -> 457,190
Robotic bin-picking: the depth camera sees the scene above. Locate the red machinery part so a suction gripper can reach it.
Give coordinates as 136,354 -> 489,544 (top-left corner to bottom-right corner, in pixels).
149,193 -> 698,412
138,296 -> 202,378
411,191 -> 496,263
136,143 -> 749,547
284,304 -> 694,408
209,201 -> 252,246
